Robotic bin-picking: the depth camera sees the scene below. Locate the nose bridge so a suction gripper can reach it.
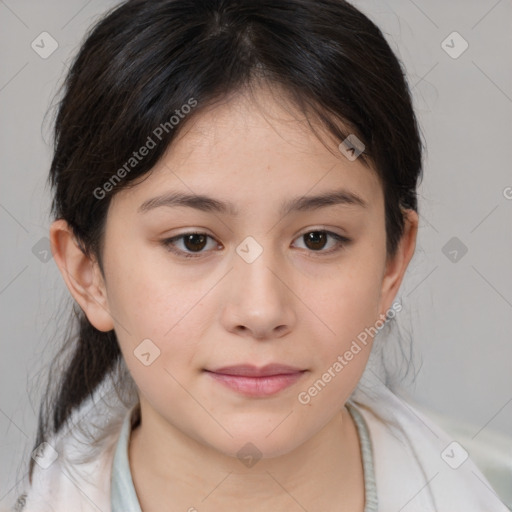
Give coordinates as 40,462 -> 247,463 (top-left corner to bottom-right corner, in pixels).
235,234 -> 283,300
222,234 -> 295,337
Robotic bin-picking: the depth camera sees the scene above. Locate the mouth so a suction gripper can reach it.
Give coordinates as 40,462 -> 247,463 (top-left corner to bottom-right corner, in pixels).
203,364 -> 307,397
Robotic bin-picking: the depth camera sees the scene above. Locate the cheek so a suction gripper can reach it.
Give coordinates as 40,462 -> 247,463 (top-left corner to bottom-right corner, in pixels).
103,240 -> 198,336
104,249 -> 212,376
299,262 -> 384,405
296,272 -> 381,410
314,260 -> 383,341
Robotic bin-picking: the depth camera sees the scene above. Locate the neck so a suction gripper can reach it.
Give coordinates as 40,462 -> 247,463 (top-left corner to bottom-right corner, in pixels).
128,402 -> 365,512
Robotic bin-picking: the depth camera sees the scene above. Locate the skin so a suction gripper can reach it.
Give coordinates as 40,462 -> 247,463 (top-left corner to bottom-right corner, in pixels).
50,84 -> 418,511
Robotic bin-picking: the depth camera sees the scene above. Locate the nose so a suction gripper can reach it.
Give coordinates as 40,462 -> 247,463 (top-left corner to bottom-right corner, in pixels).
220,243 -> 296,340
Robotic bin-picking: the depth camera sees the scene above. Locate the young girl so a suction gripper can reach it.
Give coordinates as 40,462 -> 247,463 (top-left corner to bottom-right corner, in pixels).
7,0 -> 509,511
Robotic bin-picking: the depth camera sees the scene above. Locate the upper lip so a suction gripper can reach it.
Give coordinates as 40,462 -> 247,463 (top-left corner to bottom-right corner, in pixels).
206,364 -> 305,377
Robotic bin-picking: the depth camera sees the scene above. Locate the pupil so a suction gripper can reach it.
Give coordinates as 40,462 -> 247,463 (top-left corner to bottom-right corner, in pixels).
305,231 -> 326,250
185,234 -> 207,252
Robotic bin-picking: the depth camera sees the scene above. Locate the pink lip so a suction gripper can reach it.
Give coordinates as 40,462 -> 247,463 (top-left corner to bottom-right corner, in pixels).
204,364 -> 307,397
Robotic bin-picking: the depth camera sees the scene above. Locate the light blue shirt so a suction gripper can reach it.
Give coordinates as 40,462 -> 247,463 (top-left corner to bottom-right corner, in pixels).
110,404 -> 143,512
110,401 -> 378,511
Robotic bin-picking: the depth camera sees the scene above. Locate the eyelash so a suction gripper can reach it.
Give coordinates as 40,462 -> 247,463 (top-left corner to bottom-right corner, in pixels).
160,230 -> 351,259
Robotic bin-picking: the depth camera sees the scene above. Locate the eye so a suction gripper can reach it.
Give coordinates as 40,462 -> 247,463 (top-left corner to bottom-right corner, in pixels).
161,232 -> 220,258
292,230 -> 350,256
161,229 -> 351,259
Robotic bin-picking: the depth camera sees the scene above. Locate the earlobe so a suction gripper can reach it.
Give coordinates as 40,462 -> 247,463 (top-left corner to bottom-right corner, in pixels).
378,209 -> 419,316
49,219 -> 114,332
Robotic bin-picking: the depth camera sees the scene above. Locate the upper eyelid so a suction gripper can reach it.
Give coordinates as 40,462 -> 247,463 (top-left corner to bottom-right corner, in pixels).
163,229 -> 349,254
166,228 -> 346,243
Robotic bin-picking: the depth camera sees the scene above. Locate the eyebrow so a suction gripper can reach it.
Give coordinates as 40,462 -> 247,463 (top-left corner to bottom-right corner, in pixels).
138,188 -> 368,217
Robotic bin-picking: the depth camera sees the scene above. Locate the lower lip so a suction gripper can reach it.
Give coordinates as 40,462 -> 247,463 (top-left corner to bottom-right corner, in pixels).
205,371 -> 306,397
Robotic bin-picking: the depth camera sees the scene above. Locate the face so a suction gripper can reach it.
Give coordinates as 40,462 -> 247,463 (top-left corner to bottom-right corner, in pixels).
58,85 -> 416,460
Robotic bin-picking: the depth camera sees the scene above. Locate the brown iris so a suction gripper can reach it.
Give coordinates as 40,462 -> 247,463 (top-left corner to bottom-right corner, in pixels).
183,233 -> 208,252
303,231 -> 328,251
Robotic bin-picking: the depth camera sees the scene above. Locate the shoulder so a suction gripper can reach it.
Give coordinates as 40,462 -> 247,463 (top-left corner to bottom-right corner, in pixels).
6,387 -> 133,512
349,379 -> 510,511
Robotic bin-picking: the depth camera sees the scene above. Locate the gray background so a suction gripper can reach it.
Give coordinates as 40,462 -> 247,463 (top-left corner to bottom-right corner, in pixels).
1,0 -> 511,507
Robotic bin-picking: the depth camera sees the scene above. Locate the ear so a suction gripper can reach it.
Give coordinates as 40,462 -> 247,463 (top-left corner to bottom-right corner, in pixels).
49,219 -> 114,332
378,208 -> 419,316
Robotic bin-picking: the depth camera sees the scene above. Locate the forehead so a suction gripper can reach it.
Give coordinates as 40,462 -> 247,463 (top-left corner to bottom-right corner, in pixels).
111,86 -> 383,216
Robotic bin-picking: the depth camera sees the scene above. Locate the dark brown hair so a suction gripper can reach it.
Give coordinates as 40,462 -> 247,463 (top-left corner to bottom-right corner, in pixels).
29,0 -> 423,483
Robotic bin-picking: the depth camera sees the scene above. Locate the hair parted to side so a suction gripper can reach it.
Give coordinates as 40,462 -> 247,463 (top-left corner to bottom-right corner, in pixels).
29,0 -> 423,484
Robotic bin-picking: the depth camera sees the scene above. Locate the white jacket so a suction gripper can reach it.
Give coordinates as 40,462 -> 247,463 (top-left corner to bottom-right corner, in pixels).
4,369 -> 511,512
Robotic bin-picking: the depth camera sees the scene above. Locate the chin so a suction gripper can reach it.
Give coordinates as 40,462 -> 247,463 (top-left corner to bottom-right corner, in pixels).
200,426 -> 307,463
